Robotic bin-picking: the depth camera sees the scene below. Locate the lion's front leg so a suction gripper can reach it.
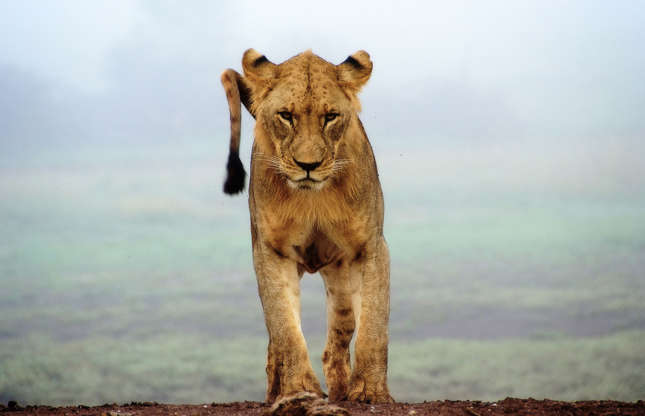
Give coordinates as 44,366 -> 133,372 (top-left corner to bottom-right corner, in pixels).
348,236 -> 394,404
253,245 -> 323,403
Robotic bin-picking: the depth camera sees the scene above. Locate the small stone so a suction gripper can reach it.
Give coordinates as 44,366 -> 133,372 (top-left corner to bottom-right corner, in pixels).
104,412 -> 133,416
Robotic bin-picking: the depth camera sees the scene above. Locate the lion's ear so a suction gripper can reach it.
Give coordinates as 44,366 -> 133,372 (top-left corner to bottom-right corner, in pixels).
337,50 -> 373,92
242,49 -> 277,84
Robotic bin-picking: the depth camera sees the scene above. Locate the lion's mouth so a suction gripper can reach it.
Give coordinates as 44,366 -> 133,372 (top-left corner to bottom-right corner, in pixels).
288,177 -> 326,190
297,177 -> 321,183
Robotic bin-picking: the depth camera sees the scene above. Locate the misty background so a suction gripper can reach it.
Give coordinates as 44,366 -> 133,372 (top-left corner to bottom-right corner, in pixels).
1,0 -> 644,405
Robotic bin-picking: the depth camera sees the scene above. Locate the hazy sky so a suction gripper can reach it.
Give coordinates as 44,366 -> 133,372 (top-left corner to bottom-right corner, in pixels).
1,1 -> 644,152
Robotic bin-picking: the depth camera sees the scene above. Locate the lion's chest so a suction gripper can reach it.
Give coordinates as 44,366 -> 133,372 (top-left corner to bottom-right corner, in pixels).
261,218 -> 363,274
266,227 -> 341,273
253,188 -> 372,274
291,232 -> 343,273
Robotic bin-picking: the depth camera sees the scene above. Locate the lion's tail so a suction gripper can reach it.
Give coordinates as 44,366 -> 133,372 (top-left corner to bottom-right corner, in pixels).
220,69 -> 247,195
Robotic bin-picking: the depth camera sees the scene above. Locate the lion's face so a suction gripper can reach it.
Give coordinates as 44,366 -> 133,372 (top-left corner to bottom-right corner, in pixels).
259,62 -> 353,190
241,50 -> 372,191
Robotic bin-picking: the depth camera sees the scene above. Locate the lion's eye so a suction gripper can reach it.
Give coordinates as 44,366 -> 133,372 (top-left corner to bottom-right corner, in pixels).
324,113 -> 339,122
278,111 -> 293,122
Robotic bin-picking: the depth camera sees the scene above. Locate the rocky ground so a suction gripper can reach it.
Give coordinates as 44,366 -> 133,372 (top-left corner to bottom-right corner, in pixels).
2,397 -> 644,416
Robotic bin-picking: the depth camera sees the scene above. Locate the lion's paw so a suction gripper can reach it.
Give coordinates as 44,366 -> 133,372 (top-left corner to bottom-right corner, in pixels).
347,376 -> 394,404
266,392 -> 349,416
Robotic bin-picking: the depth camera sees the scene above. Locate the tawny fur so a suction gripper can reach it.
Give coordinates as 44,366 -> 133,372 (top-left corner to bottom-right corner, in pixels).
221,49 -> 393,404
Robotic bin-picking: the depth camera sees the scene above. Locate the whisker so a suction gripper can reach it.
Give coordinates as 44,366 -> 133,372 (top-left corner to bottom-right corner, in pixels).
252,152 -> 284,173
330,158 -> 353,175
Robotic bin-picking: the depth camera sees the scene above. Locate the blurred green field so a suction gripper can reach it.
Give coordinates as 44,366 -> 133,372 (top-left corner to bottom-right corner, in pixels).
2,331 -> 643,404
1,141 -> 644,405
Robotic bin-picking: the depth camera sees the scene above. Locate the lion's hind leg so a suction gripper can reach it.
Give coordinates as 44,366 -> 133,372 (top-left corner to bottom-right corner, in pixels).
320,261 -> 360,402
347,237 -> 394,404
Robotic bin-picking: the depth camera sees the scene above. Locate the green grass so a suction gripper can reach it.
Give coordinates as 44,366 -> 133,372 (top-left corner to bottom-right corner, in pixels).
390,331 -> 645,402
0,334 -> 268,405
1,331 -> 643,405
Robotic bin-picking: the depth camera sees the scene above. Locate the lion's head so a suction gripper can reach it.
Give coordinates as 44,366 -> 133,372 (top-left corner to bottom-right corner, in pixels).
221,49 -> 373,193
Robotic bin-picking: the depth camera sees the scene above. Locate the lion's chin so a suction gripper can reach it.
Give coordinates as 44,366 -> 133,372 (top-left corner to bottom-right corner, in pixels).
287,178 -> 326,191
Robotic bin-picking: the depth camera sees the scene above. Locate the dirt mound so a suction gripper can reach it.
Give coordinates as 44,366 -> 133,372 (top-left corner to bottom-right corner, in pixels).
2,398 -> 644,415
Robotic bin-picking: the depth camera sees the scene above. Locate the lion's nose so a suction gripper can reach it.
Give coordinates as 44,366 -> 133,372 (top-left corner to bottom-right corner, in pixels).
293,158 -> 322,172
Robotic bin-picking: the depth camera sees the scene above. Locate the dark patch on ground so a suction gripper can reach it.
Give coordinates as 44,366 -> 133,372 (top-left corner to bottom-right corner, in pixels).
390,305 -> 645,340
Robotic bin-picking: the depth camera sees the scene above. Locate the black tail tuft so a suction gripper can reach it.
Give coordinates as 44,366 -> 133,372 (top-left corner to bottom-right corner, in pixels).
223,151 -> 246,195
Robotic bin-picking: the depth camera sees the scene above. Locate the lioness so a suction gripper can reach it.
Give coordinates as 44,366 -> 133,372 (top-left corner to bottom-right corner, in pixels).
220,49 -> 392,404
